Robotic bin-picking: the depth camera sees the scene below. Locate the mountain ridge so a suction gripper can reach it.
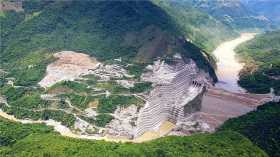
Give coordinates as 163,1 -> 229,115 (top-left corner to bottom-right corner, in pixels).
1,0 -> 219,86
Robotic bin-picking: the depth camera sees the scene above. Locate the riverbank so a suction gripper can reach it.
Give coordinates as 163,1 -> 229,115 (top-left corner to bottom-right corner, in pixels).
199,33 -> 273,130
213,33 -> 256,93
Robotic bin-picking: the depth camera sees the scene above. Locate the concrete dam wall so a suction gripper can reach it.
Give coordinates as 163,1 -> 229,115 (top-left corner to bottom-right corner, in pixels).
135,58 -> 206,137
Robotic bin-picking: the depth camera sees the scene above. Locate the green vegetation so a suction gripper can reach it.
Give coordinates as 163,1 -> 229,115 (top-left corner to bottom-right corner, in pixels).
1,0 -> 218,87
78,113 -> 113,128
0,105 -> 76,128
9,93 -> 48,109
126,64 -> 146,79
2,50 -> 54,86
82,74 -> 98,86
0,10 -> 54,86
238,71 -> 278,94
97,95 -> 143,113
0,10 -> 25,45
182,41 -> 218,82
188,0 -> 272,31
129,82 -> 152,93
152,0 -> 238,52
96,81 -> 129,94
0,85 -> 76,127
0,118 -> 51,146
220,102 -> 280,157
48,81 -> 90,94
40,110 -> 76,127
48,81 -> 135,111
94,114 -> 114,127
0,1 -> 278,156
239,0 -> 280,28
236,31 -> 280,67
1,0 -> 177,63
0,118 -> 268,157
62,93 -> 91,110
0,78 -> 145,128
0,85 -> 26,102
236,30 -> 280,95
0,85 -> 48,109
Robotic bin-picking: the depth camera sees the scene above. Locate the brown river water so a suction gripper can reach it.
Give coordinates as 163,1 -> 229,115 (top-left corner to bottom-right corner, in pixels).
213,33 -> 256,93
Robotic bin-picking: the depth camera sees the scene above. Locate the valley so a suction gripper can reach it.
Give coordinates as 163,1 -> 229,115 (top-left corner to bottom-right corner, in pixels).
0,33 -> 273,143
198,33 -> 273,131
0,51 -> 209,142
213,33 -> 256,93
0,0 -> 279,156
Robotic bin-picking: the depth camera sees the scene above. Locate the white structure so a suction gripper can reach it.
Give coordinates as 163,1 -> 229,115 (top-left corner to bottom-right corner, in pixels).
135,58 -> 206,137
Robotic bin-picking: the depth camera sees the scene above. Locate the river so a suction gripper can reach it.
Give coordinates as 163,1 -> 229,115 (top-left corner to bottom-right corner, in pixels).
0,33 -> 258,143
213,33 -> 256,93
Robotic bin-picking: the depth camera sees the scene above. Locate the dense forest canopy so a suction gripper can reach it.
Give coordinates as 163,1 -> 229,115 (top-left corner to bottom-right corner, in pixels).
0,117 -> 268,157
236,30 -> 280,95
220,102 -> 280,157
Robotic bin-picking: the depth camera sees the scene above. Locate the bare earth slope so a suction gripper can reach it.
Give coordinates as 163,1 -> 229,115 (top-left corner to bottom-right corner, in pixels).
39,51 -> 99,88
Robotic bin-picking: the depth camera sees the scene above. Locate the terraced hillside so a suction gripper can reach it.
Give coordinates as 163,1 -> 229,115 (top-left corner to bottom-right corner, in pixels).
0,51 -> 146,139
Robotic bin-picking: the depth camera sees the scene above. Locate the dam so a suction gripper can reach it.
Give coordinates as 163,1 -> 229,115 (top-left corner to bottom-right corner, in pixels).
135,58 -> 206,137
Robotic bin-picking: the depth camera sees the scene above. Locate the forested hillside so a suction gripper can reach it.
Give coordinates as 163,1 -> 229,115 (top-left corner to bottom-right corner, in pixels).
0,0 -> 179,63
0,1 -> 278,157
152,0 -> 237,52
0,0 -> 219,87
241,0 -> 280,27
188,0 -> 273,31
0,118 -> 268,157
220,102 -> 280,157
236,30 -> 280,94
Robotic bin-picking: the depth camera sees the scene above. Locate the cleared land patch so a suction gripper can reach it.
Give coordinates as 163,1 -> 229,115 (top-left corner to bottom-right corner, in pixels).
39,51 -> 99,88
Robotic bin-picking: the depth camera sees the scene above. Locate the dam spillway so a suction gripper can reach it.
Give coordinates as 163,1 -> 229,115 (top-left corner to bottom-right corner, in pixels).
135,58 -> 206,137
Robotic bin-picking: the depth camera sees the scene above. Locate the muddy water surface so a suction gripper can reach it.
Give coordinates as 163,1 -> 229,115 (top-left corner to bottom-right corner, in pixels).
213,33 -> 256,93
